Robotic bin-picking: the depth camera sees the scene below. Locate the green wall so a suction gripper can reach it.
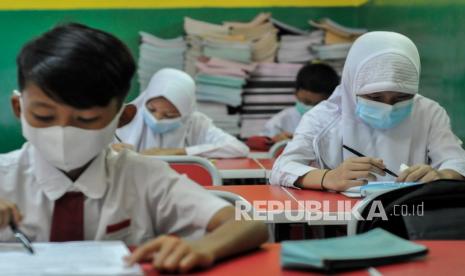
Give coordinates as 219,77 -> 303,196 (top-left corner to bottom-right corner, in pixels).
0,7 -> 358,153
360,1 -> 465,141
4,3 -> 464,153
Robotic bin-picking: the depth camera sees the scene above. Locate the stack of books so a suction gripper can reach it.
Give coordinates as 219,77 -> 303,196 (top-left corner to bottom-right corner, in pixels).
277,30 -> 324,63
308,18 -> 367,74
240,63 -> 303,138
184,14 -> 280,135
196,102 -> 242,136
138,31 -> 186,91
194,57 -> 254,135
225,13 -> 279,63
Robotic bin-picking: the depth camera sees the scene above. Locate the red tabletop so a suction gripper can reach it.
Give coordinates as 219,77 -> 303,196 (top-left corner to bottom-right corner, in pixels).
206,185 -> 300,212
212,158 -> 262,170
206,185 -> 359,225
212,158 -> 266,179
284,188 -> 359,225
255,158 -> 275,178
256,158 -> 276,170
140,241 -> 465,276
285,188 -> 359,213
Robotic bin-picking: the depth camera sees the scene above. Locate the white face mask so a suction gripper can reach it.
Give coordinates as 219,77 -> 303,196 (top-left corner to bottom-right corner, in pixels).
20,99 -> 123,172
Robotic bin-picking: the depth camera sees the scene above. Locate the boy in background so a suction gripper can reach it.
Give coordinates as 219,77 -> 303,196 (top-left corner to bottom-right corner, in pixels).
246,63 -> 339,151
262,63 -> 339,142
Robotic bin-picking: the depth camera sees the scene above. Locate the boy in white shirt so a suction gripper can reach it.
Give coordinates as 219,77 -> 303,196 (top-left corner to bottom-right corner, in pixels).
261,63 -> 339,142
0,23 -> 267,273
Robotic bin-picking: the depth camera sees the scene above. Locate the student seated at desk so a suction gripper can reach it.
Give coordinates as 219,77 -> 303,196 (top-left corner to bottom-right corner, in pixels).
0,23 -> 267,273
113,68 -> 249,158
245,63 -> 339,151
261,63 -> 339,143
270,31 -> 465,191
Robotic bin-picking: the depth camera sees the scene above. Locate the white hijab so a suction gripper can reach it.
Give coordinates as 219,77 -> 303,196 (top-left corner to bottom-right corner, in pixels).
116,68 -> 197,151
308,31 -> 428,179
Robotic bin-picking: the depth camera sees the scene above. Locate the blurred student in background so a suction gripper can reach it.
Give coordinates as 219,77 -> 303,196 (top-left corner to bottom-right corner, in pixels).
113,68 -> 249,158
246,63 -> 339,151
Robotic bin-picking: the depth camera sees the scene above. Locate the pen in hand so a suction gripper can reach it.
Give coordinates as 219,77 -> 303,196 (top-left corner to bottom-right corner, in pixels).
114,134 -> 123,143
9,216 -> 34,254
342,145 -> 398,177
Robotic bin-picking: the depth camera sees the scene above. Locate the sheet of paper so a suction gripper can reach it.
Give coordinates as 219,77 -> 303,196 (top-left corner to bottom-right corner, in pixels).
341,181 -> 420,198
0,241 -> 142,275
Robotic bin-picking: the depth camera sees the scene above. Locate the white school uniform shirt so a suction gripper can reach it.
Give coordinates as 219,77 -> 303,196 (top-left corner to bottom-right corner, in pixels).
261,107 -> 302,137
116,68 -> 249,158
118,111 -> 250,158
0,143 -> 230,244
270,31 -> 465,187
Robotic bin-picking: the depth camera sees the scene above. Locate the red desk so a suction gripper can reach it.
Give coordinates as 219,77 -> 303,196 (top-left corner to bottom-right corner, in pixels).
141,241 -> 465,276
206,185 -> 359,225
285,188 -> 359,226
212,158 -> 266,179
206,185 -> 299,223
255,158 -> 276,178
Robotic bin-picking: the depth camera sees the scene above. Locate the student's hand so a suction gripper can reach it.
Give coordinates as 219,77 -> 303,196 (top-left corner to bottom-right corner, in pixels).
0,199 -> 22,228
141,148 -> 187,156
272,132 -> 293,143
126,235 -> 214,273
112,143 -> 135,152
323,157 -> 386,191
396,165 -> 441,183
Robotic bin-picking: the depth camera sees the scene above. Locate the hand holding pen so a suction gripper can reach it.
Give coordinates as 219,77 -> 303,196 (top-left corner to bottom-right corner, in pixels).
10,218 -> 34,254
0,199 -> 34,254
0,199 -> 22,228
318,146 -> 391,191
343,145 -> 398,177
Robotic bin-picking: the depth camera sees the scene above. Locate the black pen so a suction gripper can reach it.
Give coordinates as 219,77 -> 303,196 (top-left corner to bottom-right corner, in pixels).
114,133 -> 123,143
342,145 -> 398,177
9,218 -> 34,254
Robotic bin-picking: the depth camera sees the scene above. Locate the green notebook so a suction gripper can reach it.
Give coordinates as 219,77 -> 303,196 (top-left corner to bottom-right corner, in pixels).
281,228 -> 428,273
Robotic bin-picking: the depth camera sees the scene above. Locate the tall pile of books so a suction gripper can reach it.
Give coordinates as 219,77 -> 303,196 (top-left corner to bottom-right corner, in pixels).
225,12 -> 278,63
309,18 -> 367,74
277,30 -> 324,63
272,17 -> 324,64
183,14 -> 279,135
136,16 -> 367,137
240,63 -> 303,138
137,31 -> 186,91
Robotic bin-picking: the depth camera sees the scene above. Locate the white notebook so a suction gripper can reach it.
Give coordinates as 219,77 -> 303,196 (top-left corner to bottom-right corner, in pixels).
342,181 -> 420,198
0,241 -> 142,275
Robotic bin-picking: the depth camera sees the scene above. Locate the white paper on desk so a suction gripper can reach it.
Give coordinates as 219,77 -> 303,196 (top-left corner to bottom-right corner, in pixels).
0,241 -> 142,276
341,181 -> 420,198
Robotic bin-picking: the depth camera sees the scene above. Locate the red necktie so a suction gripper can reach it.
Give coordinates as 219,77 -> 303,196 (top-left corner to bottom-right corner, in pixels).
50,192 -> 85,242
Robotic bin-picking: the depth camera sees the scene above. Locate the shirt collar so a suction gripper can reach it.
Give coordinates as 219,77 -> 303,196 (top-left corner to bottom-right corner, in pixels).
30,144 -> 109,201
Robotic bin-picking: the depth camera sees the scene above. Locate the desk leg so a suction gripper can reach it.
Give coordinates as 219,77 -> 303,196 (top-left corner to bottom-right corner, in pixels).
274,223 -> 291,242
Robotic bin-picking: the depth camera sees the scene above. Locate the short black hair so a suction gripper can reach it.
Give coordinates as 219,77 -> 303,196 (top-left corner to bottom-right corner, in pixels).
17,23 -> 135,109
295,63 -> 339,95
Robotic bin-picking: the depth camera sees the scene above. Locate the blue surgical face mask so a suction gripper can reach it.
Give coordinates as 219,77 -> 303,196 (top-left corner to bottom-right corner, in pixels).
143,107 -> 182,134
295,101 -> 314,116
355,96 -> 414,129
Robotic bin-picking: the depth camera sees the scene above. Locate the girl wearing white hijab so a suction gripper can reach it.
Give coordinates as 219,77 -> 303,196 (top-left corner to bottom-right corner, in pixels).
114,68 -> 249,158
270,31 -> 465,191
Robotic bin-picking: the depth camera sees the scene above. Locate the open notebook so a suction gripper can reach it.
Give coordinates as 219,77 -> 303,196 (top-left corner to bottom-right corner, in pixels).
0,241 -> 142,275
342,181 -> 420,198
281,228 -> 428,273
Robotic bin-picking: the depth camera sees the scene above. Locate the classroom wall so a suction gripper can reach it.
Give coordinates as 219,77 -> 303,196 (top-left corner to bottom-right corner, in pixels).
360,0 -> 465,141
2,0 -> 464,153
0,6 -> 359,153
